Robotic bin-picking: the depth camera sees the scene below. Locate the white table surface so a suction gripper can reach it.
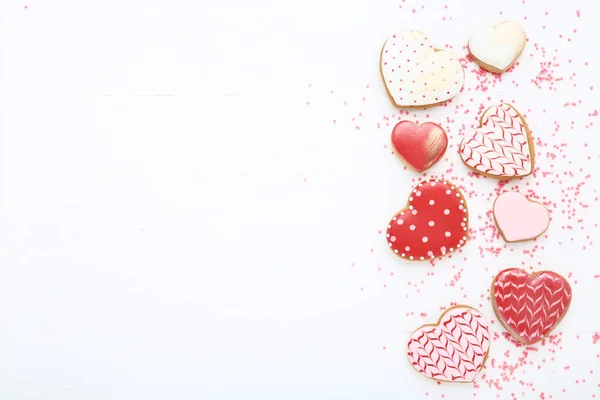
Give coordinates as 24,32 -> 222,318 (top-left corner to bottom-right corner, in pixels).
1,0 -> 599,398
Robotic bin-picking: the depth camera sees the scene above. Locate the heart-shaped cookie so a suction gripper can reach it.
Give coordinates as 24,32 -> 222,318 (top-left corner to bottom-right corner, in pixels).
459,103 -> 534,179
491,268 -> 572,345
391,121 -> 448,172
468,21 -> 526,73
386,179 -> 468,261
407,305 -> 490,383
493,191 -> 550,242
380,31 -> 464,108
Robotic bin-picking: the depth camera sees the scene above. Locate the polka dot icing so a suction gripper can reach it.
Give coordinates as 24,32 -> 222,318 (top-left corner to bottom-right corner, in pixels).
386,179 -> 469,261
380,31 -> 465,107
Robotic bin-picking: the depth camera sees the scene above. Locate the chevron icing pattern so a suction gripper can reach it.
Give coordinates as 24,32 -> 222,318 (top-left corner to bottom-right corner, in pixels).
492,268 -> 572,345
460,103 -> 534,178
407,306 -> 490,382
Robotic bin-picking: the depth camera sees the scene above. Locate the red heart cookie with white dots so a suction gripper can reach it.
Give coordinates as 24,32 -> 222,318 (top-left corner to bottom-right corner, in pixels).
391,121 -> 448,172
386,179 -> 468,261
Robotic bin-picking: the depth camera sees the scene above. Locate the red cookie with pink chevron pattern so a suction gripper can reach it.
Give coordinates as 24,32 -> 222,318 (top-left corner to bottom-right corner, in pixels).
386,179 -> 468,261
459,103 -> 535,179
491,268 -> 572,345
407,305 -> 491,383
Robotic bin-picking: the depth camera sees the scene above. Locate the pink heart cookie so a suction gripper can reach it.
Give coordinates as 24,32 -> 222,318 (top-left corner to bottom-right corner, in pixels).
407,305 -> 490,383
493,191 -> 550,242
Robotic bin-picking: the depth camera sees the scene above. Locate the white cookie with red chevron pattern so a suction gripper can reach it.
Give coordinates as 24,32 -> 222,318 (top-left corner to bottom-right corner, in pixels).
459,103 -> 534,179
407,305 -> 490,383
491,268 -> 572,345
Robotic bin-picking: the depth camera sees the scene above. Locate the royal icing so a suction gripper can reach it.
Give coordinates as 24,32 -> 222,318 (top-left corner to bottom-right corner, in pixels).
386,179 -> 468,261
460,103 -> 534,178
407,306 -> 490,383
493,191 -> 550,242
391,121 -> 448,172
468,21 -> 526,73
492,268 -> 572,345
380,31 -> 464,107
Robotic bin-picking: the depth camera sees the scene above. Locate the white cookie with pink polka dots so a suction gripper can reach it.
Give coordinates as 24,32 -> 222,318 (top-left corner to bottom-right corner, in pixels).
380,31 -> 465,108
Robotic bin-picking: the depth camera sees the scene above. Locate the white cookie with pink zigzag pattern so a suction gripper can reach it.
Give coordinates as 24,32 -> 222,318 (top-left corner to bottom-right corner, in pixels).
459,103 -> 534,179
407,305 -> 490,383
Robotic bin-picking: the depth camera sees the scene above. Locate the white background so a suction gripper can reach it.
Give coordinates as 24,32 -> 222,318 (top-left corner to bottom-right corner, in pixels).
1,0 -> 599,398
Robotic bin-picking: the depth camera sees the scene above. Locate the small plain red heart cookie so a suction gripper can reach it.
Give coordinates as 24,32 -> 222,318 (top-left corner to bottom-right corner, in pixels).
386,179 -> 468,261
491,268 -> 572,345
391,121 -> 448,172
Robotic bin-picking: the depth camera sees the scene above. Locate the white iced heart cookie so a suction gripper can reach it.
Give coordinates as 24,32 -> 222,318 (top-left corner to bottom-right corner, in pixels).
380,31 -> 464,108
459,103 -> 534,179
468,21 -> 526,73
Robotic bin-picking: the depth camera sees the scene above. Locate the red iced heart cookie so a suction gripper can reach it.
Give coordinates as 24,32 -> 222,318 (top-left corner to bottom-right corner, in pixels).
407,305 -> 491,383
386,179 -> 468,261
491,268 -> 572,345
391,121 -> 448,172
459,103 -> 534,179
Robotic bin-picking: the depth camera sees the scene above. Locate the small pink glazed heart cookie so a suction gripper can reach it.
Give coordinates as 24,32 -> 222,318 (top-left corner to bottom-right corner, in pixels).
493,192 -> 550,242
391,121 -> 448,172
491,268 -> 571,345
468,21 -> 526,73
386,179 -> 468,261
459,103 -> 534,179
380,31 -> 464,108
407,305 -> 490,383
